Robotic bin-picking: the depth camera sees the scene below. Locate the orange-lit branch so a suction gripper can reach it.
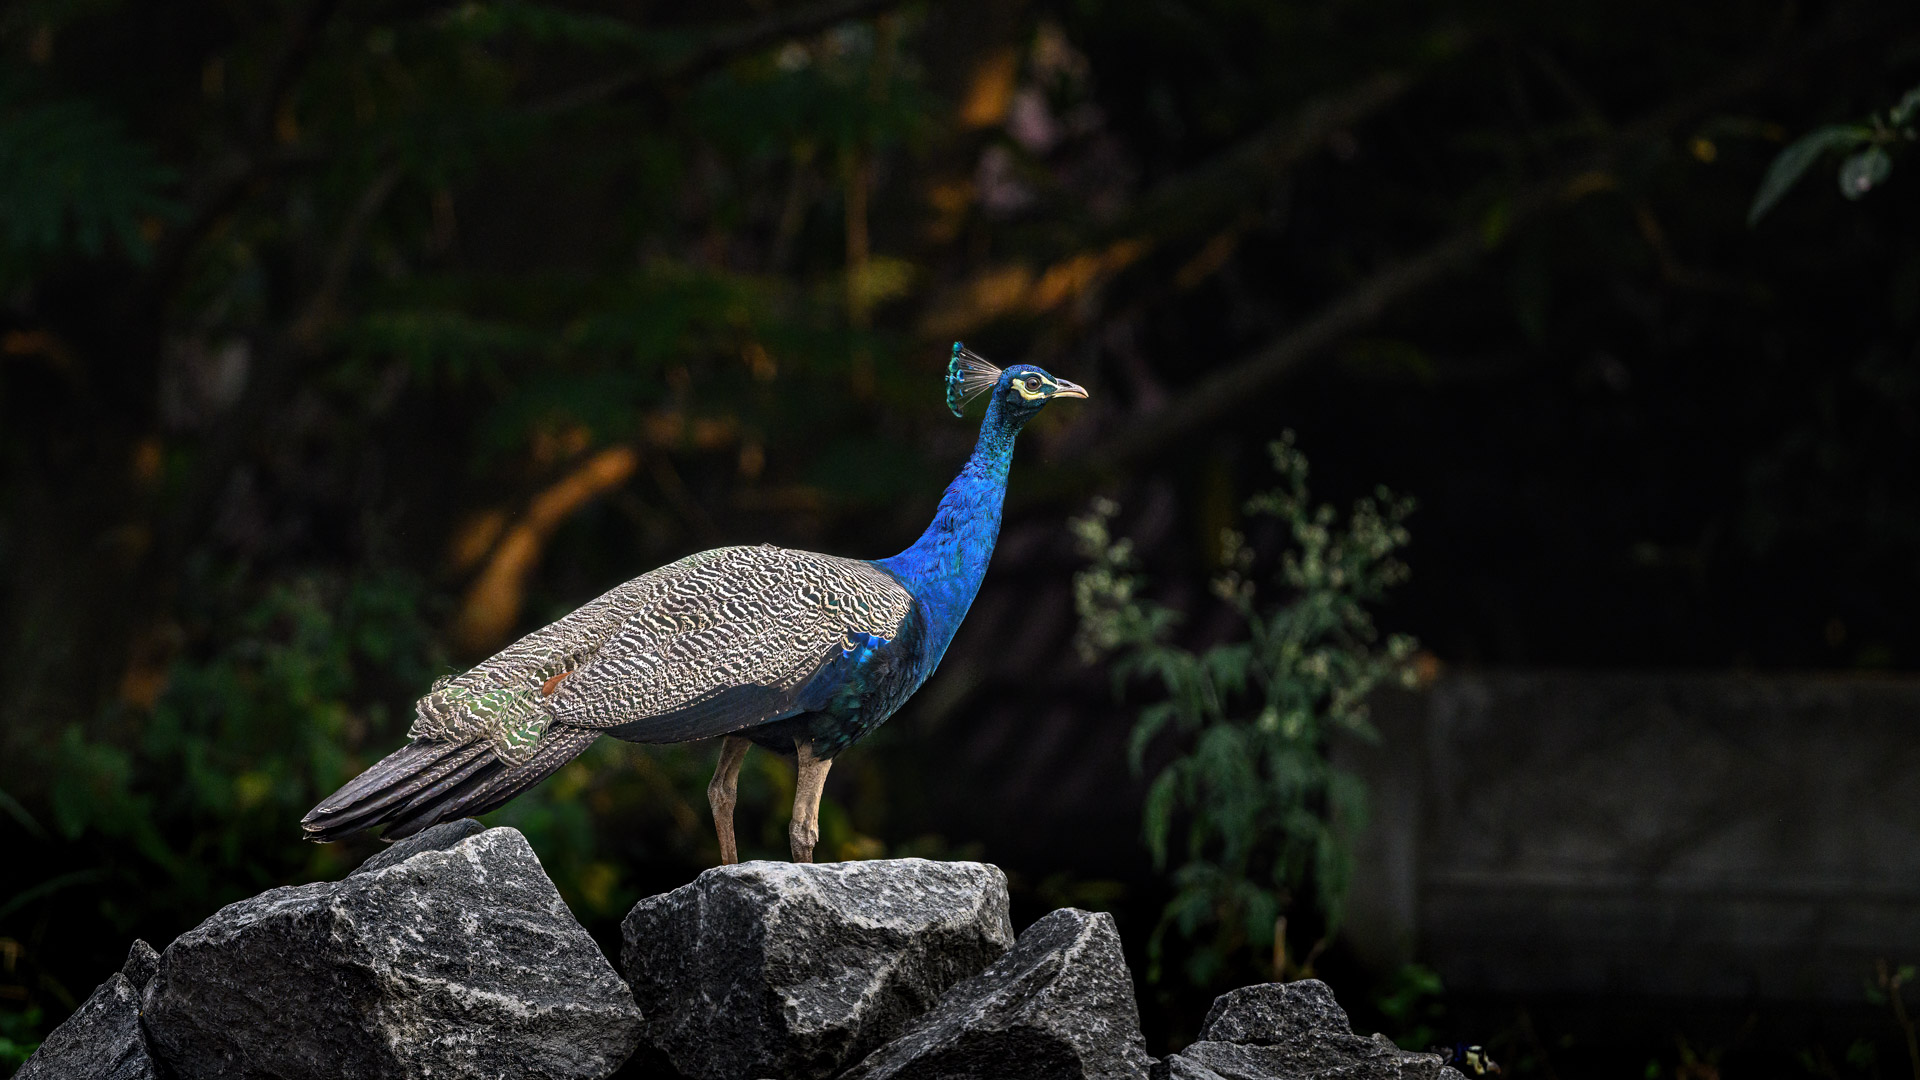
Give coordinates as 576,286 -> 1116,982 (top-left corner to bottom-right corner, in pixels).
453,446 -> 639,654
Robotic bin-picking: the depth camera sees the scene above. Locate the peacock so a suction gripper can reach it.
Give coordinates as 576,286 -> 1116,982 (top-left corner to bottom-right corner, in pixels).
303,344 -> 1086,863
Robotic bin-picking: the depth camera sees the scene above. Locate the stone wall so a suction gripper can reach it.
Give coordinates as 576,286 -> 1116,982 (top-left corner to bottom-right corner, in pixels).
1339,671 -> 1920,1002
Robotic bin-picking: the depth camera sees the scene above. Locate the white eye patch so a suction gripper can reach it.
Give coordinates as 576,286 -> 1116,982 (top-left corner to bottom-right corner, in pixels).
1010,375 -> 1052,400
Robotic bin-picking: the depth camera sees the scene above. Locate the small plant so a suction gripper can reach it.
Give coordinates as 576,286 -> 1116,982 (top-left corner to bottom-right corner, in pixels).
1748,83 -> 1920,225
1865,959 -> 1920,1080
1374,962 -> 1447,1051
0,1000 -> 41,1070
1072,433 -> 1416,986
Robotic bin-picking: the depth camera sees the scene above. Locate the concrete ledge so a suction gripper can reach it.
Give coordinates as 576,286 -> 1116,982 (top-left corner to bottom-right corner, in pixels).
1339,671 -> 1920,1002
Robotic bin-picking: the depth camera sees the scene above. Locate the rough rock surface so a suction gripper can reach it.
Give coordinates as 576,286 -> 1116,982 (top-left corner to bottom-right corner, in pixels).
14,971 -> 158,1080
348,816 -> 487,877
1158,1036 -> 1453,1080
1199,980 -> 1350,1044
620,858 -> 1013,1080
1154,980 -> 1456,1080
120,939 -> 160,991
142,826 -> 642,1080
839,907 -> 1152,1080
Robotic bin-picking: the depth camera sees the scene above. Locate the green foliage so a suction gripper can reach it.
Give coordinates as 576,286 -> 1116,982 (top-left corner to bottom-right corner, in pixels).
0,1004 -> 40,1070
40,571 -> 442,905
1864,959 -> 1920,1080
692,26 -> 936,158
0,570 -> 441,1067
1072,433 -> 1417,987
1748,83 -> 1920,224
0,88 -> 179,276
1372,963 -> 1447,1051
3,0 -> 1917,1060
0,4 -> 960,1046
438,0 -> 649,51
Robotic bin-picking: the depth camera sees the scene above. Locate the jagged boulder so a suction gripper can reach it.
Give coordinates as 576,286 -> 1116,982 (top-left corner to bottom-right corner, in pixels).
1154,980 -> 1457,1080
1159,1036 -> 1455,1080
620,858 -> 1014,1080
346,815 -> 486,878
839,907 -> 1152,1080
1199,979 -> 1351,1044
14,966 -> 158,1080
120,939 -> 160,992
142,825 -> 643,1080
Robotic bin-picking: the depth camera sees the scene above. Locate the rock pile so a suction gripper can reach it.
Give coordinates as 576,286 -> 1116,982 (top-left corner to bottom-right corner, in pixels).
19,828 -> 1459,1080
836,907 -> 1152,1080
1154,980 -> 1455,1079
22,822 -> 642,1080
14,941 -> 162,1080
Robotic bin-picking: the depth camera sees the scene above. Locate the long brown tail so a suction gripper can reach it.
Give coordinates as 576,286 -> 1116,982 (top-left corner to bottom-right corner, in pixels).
301,728 -> 597,842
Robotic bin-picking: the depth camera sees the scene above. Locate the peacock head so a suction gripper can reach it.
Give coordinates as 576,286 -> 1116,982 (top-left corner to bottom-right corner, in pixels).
944,342 -> 1088,423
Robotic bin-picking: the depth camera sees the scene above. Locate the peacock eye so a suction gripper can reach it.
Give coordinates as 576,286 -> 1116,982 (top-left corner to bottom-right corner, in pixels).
1024,375 -> 1042,391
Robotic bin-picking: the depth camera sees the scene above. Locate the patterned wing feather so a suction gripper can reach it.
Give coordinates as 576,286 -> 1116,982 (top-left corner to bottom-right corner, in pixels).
549,546 -> 914,742
408,545 -> 913,757
408,547 -> 735,762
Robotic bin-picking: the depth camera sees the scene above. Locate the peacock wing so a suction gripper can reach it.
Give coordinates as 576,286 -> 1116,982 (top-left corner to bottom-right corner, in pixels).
546,545 -> 915,743
407,546 -> 745,763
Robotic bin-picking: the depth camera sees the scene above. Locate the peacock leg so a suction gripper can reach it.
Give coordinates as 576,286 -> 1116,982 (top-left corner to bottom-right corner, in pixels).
708,735 -> 752,865
789,741 -> 833,863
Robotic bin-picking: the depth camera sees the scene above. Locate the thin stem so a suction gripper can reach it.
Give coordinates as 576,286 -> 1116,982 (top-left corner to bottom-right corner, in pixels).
1883,960 -> 1920,1080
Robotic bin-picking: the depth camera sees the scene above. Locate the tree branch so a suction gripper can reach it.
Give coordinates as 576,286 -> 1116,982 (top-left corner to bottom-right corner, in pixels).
1109,70 -> 1417,247
246,0 -> 344,142
159,162 -> 403,565
1069,18 -> 1877,471
454,447 -> 641,654
152,0 -> 341,301
289,163 -> 403,345
523,0 -> 903,117
920,68 -> 1430,336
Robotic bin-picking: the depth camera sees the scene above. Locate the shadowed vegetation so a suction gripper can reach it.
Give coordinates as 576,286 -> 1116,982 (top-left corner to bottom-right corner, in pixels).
2,0 -> 1917,1073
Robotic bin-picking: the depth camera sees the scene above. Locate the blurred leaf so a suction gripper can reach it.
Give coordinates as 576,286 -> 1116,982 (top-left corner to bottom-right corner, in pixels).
0,786 -> 48,842
439,0 -> 648,49
0,94 -> 179,266
1888,84 -> 1920,127
0,1005 -> 43,1070
1747,124 -> 1870,225
1143,767 -> 1178,870
1837,146 -> 1893,200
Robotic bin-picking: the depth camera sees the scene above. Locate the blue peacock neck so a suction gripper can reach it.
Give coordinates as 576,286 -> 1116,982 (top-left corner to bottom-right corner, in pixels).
876,392 -> 1027,663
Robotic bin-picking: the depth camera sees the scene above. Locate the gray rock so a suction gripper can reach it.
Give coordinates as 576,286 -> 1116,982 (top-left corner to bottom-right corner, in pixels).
620,858 -> 1013,1080
15,972 -> 158,1080
120,939 -> 160,991
1151,1054 -> 1223,1080
1169,1037 -> 1453,1080
348,816 -> 487,878
143,826 -> 642,1080
1160,979 -> 1457,1080
839,908 -> 1152,1080
1198,980 -> 1351,1045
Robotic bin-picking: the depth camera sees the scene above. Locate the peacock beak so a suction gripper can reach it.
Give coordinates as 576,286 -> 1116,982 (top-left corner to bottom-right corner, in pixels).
1052,378 -> 1089,400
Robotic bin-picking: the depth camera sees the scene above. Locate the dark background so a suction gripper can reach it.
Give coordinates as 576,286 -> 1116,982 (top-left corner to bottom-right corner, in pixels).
2,0 -> 1917,1075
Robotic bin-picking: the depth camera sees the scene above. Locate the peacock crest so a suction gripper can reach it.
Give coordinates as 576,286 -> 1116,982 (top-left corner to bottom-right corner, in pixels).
945,341 -> 1002,417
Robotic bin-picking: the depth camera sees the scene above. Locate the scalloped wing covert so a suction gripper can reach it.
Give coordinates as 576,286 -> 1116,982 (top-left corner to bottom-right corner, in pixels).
408,545 -> 914,761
